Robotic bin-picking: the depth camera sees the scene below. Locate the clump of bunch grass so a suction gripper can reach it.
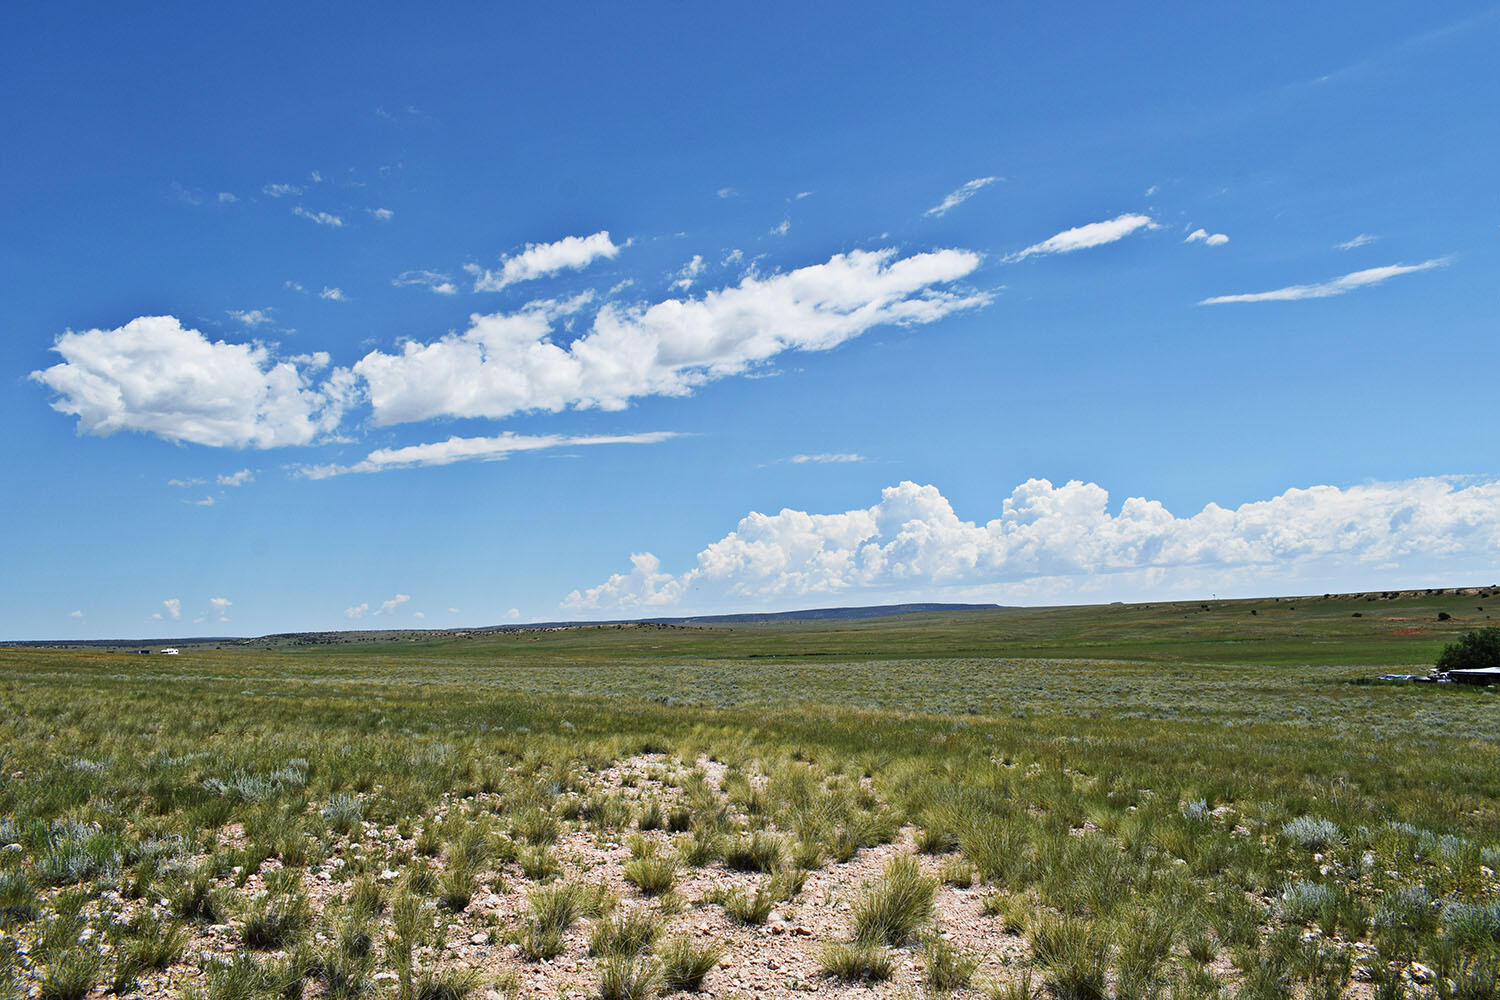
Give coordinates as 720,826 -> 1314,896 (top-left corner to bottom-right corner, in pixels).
589,908 -> 664,957
1029,913 -> 1112,1000
520,844 -> 558,883
0,869 -> 38,926
118,908 -> 190,975
940,856 -> 975,888
38,947 -> 106,1000
202,949 -> 305,1000
711,882 -> 777,925
981,891 -> 1035,934
514,882 -> 614,961
658,934 -> 722,992
322,793 -> 364,837
723,831 -> 786,873
676,829 -> 722,868
622,849 -> 677,896
922,935 -> 979,993
169,863 -> 226,923
240,871 -> 311,949
982,968 -> 1035,1000
412,965 -> 482,1000
851,854 -> 936,946
597,953 -> 662,1000
821,940 -> 896,982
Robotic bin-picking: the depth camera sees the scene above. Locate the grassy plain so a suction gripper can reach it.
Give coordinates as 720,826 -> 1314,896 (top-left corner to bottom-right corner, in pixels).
1,590 -> 1498,999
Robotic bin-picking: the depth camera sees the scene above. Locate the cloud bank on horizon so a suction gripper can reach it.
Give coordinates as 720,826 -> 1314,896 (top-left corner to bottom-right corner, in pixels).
563,475 -> 1500,613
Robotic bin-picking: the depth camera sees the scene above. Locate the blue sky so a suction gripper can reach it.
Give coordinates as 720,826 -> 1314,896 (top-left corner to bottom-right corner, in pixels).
4,3 -> 1499,639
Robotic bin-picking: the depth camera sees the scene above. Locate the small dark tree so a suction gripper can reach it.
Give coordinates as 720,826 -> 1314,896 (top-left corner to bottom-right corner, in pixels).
1436,628 -> 1500,673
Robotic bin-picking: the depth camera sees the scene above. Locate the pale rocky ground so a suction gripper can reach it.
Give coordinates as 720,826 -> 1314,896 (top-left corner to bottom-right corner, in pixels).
13,752 -> 1401,1000
13,754 -> 1035,999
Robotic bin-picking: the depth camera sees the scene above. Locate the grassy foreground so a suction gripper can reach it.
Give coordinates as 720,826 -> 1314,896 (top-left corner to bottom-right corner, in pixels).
1,592 -> 1498,999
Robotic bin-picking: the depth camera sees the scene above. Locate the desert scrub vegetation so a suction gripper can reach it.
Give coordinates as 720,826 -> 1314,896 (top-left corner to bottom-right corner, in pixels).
2,599 -> 1500,997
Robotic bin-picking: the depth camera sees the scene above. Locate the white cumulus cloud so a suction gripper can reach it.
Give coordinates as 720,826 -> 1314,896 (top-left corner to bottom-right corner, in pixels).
217,469 -> 255,487
347,593 -> 409,619
319,287 -> 347,301
228,308 -> 274,327
209,597 -> 231,622
564,476 -> 1500,612
1199,259 -> 1446,305
925,176 -> 1001,217
263,183 -> 302,198
31,316 -> 355,448
296,430 -> 677,478
467,231 -> 623,291
671,255 -> 705,291
1185,228 -> 1229,246
368,207 -> 394,221
1007,214 -> 1155,261
355,247 -> 987,426
162,598 -> 181,620
293,206 -> 344,228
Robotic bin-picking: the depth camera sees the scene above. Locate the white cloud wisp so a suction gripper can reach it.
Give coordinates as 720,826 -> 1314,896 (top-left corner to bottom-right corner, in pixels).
925,176 -> 1000,217
297,430 -> 678,479
564,476 -> 1500,612
1199,259 -> 1447,305
468,231 -> 623,291
1007,214 -> 1155,261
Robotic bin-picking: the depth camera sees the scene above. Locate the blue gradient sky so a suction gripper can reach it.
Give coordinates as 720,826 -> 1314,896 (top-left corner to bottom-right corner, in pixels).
4,3 -> 1498,638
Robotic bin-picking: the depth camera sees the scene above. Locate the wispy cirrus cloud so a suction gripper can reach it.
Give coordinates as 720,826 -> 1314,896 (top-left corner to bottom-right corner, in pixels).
392,270 -> 458,295
1336,234 -> 1378,250
1006,213 -> 1155,261
467,231 -> 623,291
1199,259 -> 1447,305
925,176 -> 1001,217
296,431 -> 679,479
788,453 -> 865,464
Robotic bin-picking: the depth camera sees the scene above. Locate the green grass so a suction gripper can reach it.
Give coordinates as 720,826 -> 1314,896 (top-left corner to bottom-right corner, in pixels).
851,855 -> 936,945
658,933 -> 721,992
1,591 -> 1499,996
820,939 -> 896,982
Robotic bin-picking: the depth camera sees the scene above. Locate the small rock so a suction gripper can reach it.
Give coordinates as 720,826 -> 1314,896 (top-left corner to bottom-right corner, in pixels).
1411,963 -> 1436,984
470,932 -> 487,945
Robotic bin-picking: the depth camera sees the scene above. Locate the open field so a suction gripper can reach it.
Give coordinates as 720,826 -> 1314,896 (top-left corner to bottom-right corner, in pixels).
2,591 -> 1499,1000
